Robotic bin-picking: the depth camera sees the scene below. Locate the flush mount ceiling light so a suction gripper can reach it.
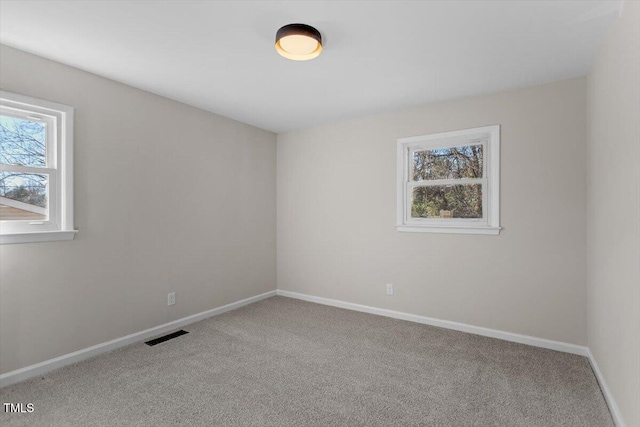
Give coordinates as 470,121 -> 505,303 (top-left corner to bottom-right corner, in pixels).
275,23 -> 322,61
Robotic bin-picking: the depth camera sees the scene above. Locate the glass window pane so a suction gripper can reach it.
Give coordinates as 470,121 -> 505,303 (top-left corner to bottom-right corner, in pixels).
0,115 -> 47,167
0,171 -> 47,221
411,184 -> 482,219
412,144 -> 483,181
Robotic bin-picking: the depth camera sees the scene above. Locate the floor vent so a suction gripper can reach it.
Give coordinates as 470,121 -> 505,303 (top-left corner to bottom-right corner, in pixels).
145,330 -> 189,346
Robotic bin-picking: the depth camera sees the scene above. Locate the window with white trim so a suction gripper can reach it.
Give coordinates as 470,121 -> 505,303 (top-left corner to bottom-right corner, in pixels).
396,125 -> 500,235
0,91 -> 76,244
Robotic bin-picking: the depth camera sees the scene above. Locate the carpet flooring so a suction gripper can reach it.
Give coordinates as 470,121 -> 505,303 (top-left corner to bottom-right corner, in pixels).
0,296 -> 613,426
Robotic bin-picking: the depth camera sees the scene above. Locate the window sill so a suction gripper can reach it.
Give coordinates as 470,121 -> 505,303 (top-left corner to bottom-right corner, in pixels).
0,230 -> 78,245
397,225 -> 501,235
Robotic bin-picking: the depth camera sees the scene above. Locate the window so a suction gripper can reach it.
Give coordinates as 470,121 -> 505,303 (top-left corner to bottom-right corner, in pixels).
396,125 -> 500,235
0,91 -> 76,244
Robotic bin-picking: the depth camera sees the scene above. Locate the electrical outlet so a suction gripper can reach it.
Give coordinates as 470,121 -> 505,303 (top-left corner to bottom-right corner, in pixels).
168,292 -> 176,306
386,283 -> 394,296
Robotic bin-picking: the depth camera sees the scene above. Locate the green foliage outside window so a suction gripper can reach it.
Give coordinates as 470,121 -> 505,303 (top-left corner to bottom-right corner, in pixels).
411,145 -> 483,219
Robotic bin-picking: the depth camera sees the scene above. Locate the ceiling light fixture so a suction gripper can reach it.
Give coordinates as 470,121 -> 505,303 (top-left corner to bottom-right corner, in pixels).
275,23 -> 322,61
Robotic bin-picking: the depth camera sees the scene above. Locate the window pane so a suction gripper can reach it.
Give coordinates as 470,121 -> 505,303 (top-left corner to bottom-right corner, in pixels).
412,144 -> 483,181
0,171 -> 47,221
411,184 -> 482,219
0,115 -> 46,167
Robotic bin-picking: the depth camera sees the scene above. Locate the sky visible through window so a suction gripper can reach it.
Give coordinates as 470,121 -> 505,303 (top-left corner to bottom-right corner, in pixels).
0,115 -> 48,209
411,144 -> 483,219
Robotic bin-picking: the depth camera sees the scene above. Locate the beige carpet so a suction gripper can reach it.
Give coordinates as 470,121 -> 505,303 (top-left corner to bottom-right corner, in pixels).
0,296 -> 613,426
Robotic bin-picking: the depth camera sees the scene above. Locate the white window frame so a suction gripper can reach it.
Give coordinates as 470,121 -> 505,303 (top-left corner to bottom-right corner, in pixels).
396,125 -> 501,235
0,91 -> 76,244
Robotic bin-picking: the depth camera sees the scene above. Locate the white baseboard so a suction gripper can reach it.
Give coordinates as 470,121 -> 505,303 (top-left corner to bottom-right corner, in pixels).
586,349 -> 626,427
277,290 -> 631,425
0,290 -> 277,388
276,290 -> 589,356
2,288 -> 625,427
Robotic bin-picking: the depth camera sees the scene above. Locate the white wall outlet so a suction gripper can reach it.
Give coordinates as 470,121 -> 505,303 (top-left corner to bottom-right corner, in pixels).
386,283 -> 394,296
168,292 -> 176,306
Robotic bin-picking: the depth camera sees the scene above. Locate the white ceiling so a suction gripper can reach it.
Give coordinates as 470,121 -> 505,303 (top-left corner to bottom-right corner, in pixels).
0,1 -> 623,133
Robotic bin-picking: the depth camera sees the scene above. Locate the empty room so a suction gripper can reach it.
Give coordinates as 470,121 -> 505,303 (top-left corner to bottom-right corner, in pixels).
0,1 -> 638,426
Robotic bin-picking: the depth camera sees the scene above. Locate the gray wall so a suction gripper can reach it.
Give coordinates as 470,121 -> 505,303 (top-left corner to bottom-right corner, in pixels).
278,78 -> 588,345
0,45 -> 277,374
587,1 -> 640,425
